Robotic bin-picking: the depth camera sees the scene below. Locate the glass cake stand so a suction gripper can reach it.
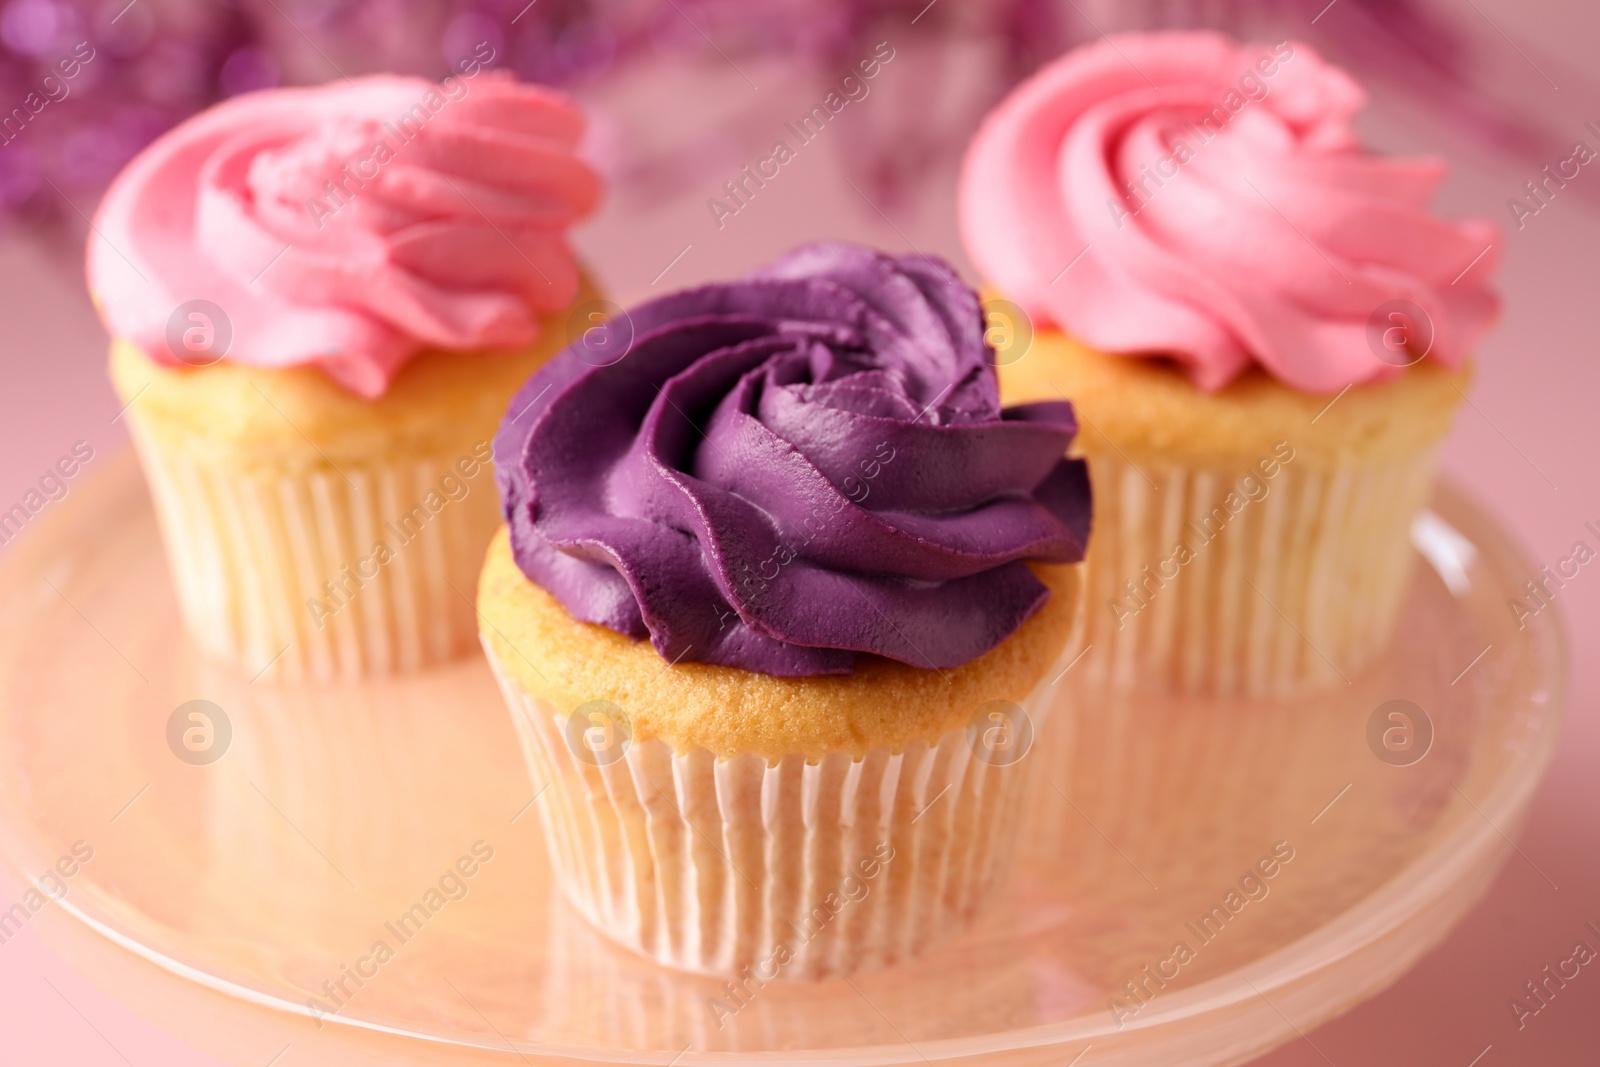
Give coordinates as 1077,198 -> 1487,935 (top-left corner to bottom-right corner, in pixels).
0,454 -> 1564,1067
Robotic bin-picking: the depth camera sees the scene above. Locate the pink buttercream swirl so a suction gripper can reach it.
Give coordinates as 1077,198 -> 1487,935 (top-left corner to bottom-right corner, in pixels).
960,32 -> 1500,393
90,73 -> 601,397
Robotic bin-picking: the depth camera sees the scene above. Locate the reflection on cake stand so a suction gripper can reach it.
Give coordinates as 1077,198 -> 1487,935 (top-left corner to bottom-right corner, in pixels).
0,455 -> 1564,1066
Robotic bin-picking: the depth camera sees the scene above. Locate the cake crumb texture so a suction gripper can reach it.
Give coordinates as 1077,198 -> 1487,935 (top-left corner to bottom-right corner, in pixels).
478,526 -> 1080,762
998,326 -> 1470,468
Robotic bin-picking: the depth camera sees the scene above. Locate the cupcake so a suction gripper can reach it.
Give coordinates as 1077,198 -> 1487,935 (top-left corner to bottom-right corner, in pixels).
479,243 -> 1091,978
960,32 -> 1499,695
89,73 -> 602,679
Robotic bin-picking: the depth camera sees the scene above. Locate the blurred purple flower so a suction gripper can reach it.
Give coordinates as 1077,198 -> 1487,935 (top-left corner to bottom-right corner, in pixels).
0,138 -> 40,203
1,0 -> 74,55
218,43 -> 278,95
442,11 -> 501,70
0,0 -> 1595,231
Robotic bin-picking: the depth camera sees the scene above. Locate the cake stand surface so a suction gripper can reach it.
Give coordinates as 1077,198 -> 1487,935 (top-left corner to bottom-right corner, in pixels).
0,455 -> 1564,1066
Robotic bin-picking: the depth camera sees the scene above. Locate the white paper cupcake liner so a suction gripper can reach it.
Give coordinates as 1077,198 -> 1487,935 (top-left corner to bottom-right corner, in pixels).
487,649 -> 1050,981
128,419 -> 501,680
1073,447 -> 1440,696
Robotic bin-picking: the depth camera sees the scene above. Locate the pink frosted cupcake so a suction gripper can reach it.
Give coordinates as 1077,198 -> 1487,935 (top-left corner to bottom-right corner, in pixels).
89,72 -> 601,679
961,32 -> 1499,695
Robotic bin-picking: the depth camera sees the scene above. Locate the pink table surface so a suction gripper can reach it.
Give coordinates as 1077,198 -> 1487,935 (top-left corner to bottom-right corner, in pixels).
1,2 -> 1597,1064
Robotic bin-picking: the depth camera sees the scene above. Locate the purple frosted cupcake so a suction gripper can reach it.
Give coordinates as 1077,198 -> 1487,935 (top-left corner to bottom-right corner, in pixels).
479,243 -> 1091,978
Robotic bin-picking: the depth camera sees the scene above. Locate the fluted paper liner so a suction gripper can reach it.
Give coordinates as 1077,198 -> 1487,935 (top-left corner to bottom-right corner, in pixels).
1073,447 -> 1440,696
487,648 -> 1050,980
126,417 -> 500,679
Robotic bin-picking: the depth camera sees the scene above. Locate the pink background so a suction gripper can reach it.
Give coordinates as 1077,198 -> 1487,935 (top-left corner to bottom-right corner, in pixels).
1,0 -> 1597,1062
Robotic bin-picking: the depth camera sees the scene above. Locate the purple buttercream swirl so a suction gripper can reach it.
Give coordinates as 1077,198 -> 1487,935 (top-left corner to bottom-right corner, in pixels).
494,242 -> 1092,676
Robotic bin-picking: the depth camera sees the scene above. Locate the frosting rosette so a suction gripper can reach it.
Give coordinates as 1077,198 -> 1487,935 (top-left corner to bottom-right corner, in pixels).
495,243 -> 1091,676
90,72 -> 600,397
960,31 -> 1500,393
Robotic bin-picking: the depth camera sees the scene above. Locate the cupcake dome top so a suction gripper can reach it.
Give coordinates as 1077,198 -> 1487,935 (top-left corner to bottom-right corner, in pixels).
88,73 -> 600,398
959,31 -> 1500,394
494,242 -> 1091,677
